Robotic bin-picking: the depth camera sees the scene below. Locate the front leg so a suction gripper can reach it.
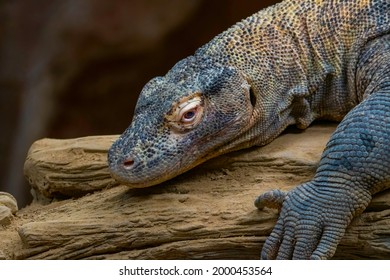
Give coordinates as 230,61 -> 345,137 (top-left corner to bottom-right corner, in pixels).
257,89 -> 390,259
256,34 -> 390,260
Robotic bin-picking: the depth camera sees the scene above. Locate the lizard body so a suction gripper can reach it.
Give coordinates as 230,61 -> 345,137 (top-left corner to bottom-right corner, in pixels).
108,0 -> 390,259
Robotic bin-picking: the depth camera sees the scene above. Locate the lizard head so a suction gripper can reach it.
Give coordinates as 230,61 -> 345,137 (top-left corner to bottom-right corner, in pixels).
108,57 -> 255,188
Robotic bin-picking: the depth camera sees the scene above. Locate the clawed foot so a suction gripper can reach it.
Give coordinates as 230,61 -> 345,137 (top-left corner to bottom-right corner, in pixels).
255,183 -> 370,259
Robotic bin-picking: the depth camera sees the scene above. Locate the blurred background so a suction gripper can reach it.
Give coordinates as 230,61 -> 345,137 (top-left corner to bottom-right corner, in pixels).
0,0 -> 280,207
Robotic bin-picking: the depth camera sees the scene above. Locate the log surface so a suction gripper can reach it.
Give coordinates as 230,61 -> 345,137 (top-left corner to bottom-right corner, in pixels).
1,123 -> 390,259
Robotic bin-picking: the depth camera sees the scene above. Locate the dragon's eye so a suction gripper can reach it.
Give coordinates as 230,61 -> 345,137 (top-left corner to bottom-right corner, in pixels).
184,111 -> 195,120
165,93 -> 204,131
180,106 -> 198,123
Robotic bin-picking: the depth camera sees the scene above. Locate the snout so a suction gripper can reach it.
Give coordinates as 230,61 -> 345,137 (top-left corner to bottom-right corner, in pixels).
107,141 -> 140,185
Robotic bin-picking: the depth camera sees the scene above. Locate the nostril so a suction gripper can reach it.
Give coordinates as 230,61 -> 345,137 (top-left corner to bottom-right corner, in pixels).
123,158 -> 135,170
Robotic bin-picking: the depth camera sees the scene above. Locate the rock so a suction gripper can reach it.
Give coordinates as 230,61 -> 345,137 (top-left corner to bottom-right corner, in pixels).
0,206 -> 13,226
24,135 -> 119,199
0,192 -> 18,214
0,250 -> 6,260
0,123 -> 384,259
0,192 -> 18,226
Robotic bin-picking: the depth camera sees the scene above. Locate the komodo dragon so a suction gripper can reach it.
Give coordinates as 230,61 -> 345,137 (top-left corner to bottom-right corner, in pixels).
108,0 -> 390,259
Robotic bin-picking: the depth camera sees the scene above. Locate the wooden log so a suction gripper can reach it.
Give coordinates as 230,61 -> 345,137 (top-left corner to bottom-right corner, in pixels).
1,123 -> 389,259
24,136 -> 119,199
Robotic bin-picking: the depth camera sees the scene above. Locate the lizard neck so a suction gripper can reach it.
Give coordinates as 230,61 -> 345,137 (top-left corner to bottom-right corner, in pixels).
196,0 -> 389,156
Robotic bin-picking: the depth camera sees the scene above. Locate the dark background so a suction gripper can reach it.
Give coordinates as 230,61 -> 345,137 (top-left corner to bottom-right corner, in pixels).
0,0 -> 280,206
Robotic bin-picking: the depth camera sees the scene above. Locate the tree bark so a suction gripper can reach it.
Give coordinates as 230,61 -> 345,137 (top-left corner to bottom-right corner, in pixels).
1,123 -> 389,259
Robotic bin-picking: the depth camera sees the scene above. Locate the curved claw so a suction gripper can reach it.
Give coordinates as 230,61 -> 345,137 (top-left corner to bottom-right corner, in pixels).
254,189 -> 286,211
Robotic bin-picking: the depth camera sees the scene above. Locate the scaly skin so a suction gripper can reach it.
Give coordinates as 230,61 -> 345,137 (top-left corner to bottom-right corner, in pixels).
108,0 -> 390,259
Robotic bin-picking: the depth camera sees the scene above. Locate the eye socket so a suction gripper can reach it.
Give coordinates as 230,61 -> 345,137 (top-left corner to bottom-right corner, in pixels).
165,93 -> 204,131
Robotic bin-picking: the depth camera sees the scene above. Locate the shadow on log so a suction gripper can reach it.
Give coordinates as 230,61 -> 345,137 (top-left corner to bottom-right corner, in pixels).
0,123 -> 389,259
